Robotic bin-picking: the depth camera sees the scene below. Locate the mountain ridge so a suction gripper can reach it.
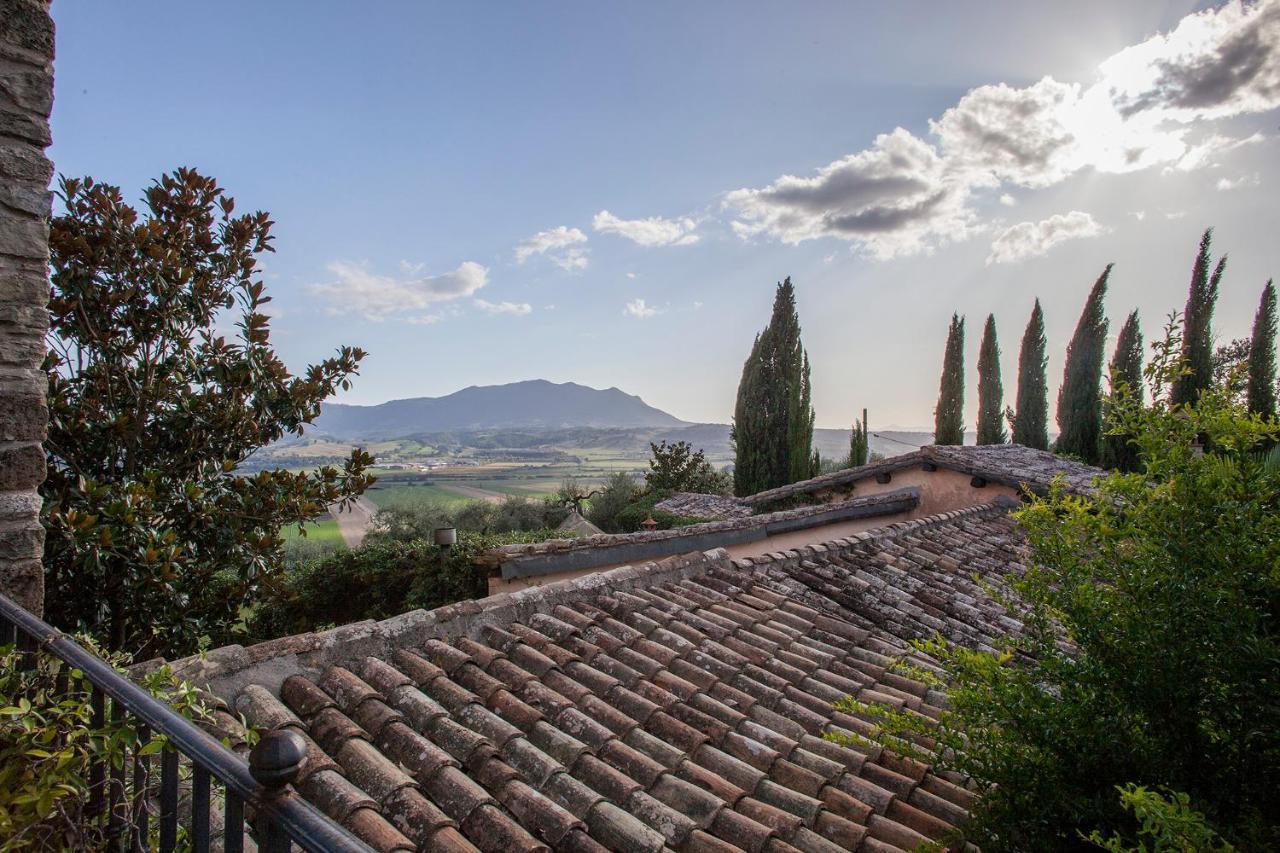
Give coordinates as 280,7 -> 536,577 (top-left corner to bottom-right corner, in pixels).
312,379 -> 689,439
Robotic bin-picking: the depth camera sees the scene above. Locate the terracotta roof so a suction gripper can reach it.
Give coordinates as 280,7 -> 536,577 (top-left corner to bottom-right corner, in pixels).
654,493 -> 754,521
166,500 -> 1032,853
744,444 -> 1105,507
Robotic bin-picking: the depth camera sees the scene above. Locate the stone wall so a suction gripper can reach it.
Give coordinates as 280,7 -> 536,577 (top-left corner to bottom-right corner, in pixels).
0,0 -> 54,612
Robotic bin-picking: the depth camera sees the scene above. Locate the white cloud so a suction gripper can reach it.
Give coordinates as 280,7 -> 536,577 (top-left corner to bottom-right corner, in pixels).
514,226 -> 589,270
309,260 -> 488,322
987,211 -> 1104,265
999,193 -> 1016,206
625,272 -> 637,279
624,298 -> 660,319
724,128 -> 975,259
1216,173 -> 1261,190
1132,211 -> 1147,220
724,0 -> 1280,259
593,210 -> 700,246
474,299 -> 533,315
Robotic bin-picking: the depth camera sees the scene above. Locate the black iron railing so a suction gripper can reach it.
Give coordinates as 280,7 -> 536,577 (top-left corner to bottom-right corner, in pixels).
0,593 -> 374,853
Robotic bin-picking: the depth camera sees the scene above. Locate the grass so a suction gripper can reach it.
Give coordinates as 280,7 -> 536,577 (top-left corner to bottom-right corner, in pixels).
281,517 -> 347,563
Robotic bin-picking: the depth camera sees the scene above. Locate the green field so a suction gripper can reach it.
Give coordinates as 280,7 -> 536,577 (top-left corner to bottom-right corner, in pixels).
365,482 -> 475,509
280,518 -> 346,544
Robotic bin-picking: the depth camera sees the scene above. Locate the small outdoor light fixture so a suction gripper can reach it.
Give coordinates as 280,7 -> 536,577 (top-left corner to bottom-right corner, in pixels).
640,515 -> 659,532
434,526 -> 457,549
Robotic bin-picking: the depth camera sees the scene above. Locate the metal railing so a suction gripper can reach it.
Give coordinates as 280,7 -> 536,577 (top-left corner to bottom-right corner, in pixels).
0,593 -> 374,853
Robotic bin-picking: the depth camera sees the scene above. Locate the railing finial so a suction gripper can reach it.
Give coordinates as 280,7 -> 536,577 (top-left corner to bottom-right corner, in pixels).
249,729 -> 308,789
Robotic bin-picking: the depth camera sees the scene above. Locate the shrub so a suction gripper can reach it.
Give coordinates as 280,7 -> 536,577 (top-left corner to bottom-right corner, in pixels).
366,495 -> 566,546
645,441 -> 731,495
251,529 -> 566,640
831,319 -> 1280,849
586,472 -> 642,533
0,642 -> 217,850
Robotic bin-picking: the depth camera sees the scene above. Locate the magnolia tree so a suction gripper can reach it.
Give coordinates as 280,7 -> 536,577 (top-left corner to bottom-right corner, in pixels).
42,170 -> 374,657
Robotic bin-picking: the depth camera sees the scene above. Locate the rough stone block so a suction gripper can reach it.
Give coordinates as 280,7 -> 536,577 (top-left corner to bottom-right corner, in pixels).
0,557 -> 41,610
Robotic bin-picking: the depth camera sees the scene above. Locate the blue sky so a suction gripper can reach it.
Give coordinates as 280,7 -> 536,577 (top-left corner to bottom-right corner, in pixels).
50,1 -> 1279,428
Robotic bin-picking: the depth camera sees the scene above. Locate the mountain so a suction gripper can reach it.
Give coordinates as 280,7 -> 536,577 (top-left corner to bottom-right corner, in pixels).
311,380 -> 689,439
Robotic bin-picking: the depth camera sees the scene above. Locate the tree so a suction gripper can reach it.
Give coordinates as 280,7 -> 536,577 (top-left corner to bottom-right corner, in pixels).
1013,300 -> 1049,449
646,441 -> 730,495
976,314 -> 1007,445
1056,266 -> 1111,463
41,171 -> 375,658
934,314 -> 966,445
1214,338 -> 1253,405
848,408 -> 869,468
1102,311 -> 1143,472
731,278 -> 815,495
586,472 -> 642,533
1247,280 -> 1277,419
1171,229 -> 1226,407
835,324 -> 1280,848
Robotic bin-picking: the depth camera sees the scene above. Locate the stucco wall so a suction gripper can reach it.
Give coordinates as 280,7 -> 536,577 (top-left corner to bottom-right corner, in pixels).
844,464 -> 1019,517
0,0 -> 54,613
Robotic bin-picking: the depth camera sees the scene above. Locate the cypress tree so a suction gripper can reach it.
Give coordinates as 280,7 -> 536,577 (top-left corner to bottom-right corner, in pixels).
1247,280 -> 1277,419
976,314 -> 1007,444
1013,300 -> 1049,449
1101,310 -> 1143,472
934,314 -> 965,445
1055,265 -> 1111,463
848,408 -> 869,468
1171,228 -> 1226,407
731,278 -> 815,495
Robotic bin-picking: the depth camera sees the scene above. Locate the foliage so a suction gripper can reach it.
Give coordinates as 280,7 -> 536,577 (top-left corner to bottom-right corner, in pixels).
613,490 -> 709,533
367,494 -> 566,544
1087,786 -> 1235,853
41,170 -> 373,659
731,278 -> 815,496
1212,337 -> 1252,406
1171,228 -> 1225,407
976,314 -> 1006,445
645,441 -> 731,495
0,642 -> 215,851
1247,280 -> 1277,419
848,408 -> 869,468
1055,265 -> 1111,464
933,313 -> 965,445
1013,299 -> 1049,449
832,321 -> 1280,849
585,472 -> 642,533
1102,310 -> 1144,472
251,529 -> 565,640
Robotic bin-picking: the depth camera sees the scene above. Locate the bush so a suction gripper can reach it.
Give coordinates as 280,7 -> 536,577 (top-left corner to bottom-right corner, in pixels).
613,491 -> 709,533
586,472 -> 642,533
0,643 -> 217,850
251,529 -> 566,640
832,320 -> 1280,849
645,441 -> 731,495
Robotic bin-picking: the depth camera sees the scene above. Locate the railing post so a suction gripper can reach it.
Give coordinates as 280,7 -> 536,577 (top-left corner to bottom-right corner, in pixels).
248,730 -> 309,853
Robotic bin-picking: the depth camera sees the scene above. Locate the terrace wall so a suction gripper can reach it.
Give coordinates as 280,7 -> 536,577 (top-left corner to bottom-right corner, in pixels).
0,0 -> 54,613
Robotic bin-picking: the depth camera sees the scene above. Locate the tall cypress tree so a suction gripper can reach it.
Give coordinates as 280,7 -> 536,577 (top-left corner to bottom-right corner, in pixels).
1102,310 -> 1143,472
1013,300 -> 1049,449
731,278 -> 815,495
976,314 -> 1007,444
1055,265 -> 1111,463
1172,228 -> 1226,407
1247,280 -> 1277,419
848,408 -> 868,468
934,314 -> 965,445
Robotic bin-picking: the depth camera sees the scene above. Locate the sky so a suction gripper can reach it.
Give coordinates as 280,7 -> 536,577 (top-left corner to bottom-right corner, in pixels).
49,1 -> 1280,429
